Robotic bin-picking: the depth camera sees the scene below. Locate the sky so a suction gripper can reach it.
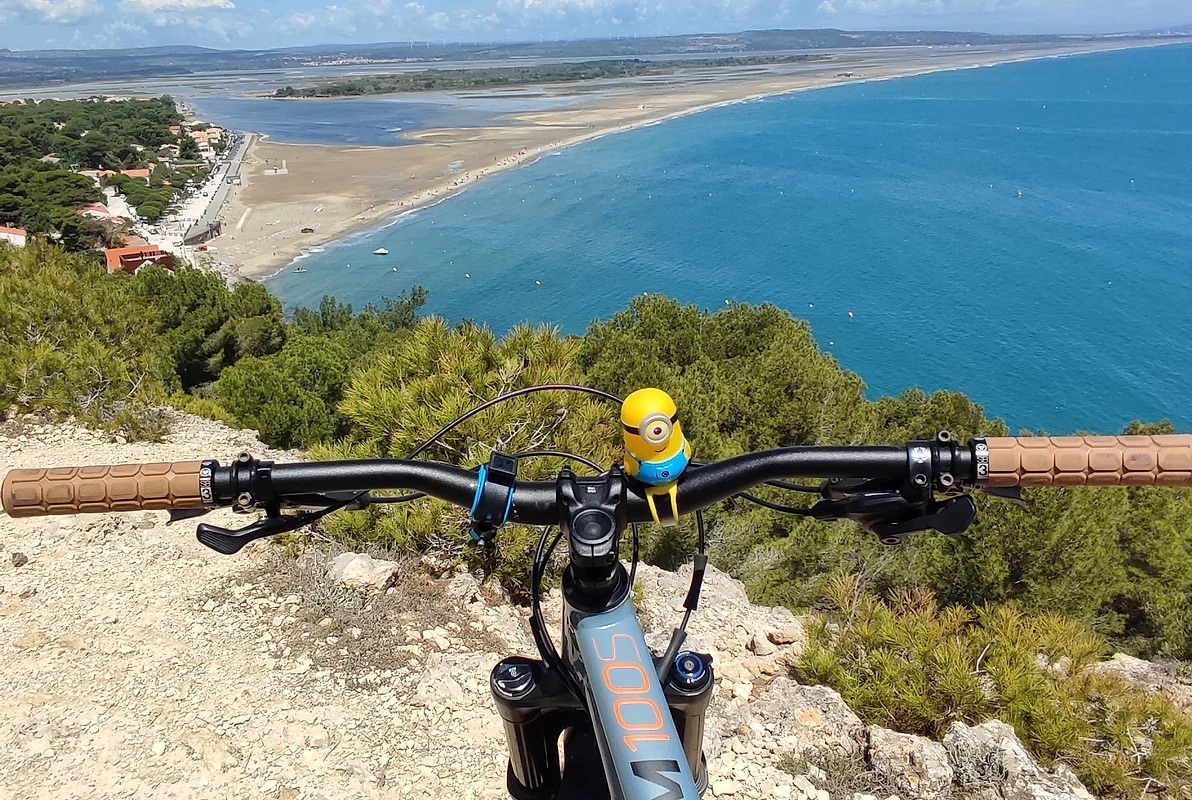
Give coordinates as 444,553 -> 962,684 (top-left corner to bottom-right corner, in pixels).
0,0 -> 1188,51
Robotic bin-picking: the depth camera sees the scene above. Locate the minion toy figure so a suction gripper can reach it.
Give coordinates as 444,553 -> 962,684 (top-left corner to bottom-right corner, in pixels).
621,388 -> 692,525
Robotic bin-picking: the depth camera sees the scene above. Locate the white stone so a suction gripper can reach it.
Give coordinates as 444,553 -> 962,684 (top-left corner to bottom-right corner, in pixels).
794,775 -> 818,799
326,552 -> 401,589
712,779 -> 742,796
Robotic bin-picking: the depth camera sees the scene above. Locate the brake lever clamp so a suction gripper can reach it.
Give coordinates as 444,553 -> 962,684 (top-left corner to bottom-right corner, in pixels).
810,475 -> 978,546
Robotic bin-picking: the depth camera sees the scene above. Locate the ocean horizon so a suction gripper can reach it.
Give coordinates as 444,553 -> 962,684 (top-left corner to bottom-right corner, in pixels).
266,44 -> 1192,435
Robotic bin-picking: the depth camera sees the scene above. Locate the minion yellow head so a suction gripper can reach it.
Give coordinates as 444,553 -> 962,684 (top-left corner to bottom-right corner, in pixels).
621,388 -> 686,465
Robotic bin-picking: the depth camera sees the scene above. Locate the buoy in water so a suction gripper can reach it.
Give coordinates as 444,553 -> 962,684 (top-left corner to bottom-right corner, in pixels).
465,273 -> 471,279
535,280 -> 541,285
848,311 -> 855,319
725,299 -> 731,305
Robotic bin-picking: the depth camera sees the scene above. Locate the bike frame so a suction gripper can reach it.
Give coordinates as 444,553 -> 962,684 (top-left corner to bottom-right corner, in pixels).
563,589 -> 704,800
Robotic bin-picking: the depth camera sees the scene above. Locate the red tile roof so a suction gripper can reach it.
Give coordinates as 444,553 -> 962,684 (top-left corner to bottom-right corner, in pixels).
104,245 -> 174,274
0,225 -> 27,236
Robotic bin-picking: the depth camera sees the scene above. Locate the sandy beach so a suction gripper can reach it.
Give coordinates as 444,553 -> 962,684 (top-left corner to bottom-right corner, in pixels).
208,39 -> 1179,280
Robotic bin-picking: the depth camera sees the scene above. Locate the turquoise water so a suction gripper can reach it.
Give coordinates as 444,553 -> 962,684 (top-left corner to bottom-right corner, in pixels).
268,45 -> 1192,434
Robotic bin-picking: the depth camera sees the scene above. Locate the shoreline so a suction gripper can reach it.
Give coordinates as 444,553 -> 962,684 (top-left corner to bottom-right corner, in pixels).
207,38 -> 1186,281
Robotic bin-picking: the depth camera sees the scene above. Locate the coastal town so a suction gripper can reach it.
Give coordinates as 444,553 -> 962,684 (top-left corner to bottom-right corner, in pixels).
0,95 -> 242,279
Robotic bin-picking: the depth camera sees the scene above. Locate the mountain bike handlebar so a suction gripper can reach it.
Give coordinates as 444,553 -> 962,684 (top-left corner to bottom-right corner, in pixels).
6,435 -> 1192,521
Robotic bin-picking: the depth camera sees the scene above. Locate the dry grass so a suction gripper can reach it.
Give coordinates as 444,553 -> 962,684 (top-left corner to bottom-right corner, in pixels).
221,543 -> 501,687
779,751 -> 914,799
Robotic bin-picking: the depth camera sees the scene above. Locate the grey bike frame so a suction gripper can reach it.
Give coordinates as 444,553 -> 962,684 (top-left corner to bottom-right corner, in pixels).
562,591 -> 702,800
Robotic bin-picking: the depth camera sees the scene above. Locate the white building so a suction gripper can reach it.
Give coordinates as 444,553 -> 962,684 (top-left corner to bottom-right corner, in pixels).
0,226 -> 27,248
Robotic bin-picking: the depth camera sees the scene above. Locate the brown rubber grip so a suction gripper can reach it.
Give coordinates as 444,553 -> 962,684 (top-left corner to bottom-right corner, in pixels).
984,436 -> 1192,487
2,462 -> 207,517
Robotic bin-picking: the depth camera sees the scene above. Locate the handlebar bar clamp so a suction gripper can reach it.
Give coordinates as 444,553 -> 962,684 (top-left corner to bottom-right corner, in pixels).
469,452 -> 518,546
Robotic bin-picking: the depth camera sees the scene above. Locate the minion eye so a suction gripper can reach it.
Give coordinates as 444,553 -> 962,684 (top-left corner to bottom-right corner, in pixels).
639,414 -> 672,446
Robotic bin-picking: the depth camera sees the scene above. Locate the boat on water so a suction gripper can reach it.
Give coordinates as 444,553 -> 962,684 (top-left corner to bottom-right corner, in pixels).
391,266 -> 399,272
374,248 -> 389,255
294,267 -> 308,273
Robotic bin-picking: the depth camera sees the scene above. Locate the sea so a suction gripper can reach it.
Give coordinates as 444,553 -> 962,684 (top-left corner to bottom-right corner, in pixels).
264,44 -> 1192,434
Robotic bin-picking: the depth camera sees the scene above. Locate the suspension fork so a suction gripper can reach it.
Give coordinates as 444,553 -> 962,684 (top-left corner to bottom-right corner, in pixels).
490,649 -> 714,799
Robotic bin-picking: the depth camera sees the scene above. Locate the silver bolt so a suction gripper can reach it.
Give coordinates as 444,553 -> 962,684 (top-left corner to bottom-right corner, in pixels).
913,474 -> 929,487
237,492 -> 252,506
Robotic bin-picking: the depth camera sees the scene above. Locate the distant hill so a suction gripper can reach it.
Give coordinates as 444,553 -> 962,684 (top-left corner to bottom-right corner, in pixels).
1,27 -> 1188,90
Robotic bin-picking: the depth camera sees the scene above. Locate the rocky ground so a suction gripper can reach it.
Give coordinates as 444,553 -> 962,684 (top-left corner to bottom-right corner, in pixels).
2,414 -> 1182,800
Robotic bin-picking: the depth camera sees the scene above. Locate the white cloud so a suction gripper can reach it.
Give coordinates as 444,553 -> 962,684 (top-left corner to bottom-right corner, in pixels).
276,10 -> 319,31
121,0 -> 235,11
0,0 -> 100,23
114,0 -> 239,40
831,0 -> 1045,12
105,19 -> 148,35
273,0 -> 507,39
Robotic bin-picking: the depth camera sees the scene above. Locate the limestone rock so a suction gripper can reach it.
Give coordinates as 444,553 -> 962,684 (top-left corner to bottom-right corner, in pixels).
768,626 -> 804,645
748,632 -> 777,657
866,726 -> 953,800
183,729 -> 238,773
326,552 -> 401,590
748,678 -> 865,759
943,720 -> 1093,800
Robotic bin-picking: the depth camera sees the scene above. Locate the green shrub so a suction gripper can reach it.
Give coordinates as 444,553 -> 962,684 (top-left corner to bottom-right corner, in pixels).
168,391 -> 241,430
105,403 -> 172,442
132,266 -> 287,390
214,334 -> 350,449
794,576 -> 1192,799
0,241 -> 174,431
314,316 -> 623,598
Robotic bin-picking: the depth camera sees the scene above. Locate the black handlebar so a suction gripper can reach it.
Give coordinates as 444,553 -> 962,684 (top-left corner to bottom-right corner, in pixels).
209,438 -> 979,526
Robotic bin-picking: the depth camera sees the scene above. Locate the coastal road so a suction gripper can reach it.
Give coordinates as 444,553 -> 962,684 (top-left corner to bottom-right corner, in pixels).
183,132 -> 253,244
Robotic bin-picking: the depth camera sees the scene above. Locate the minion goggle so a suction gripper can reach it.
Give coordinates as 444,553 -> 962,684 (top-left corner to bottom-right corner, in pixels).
624,412 -> 679,446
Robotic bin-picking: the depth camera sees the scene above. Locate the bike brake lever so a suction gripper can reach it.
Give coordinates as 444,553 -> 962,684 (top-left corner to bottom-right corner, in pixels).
871,495 -> 977,541
196,515 -> 310,555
